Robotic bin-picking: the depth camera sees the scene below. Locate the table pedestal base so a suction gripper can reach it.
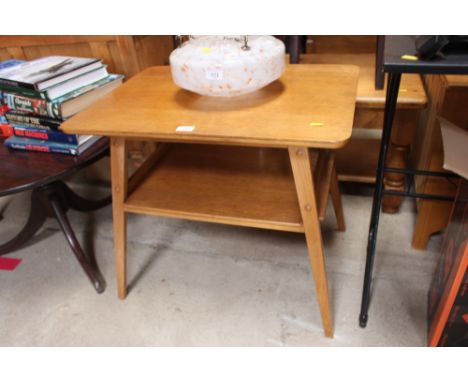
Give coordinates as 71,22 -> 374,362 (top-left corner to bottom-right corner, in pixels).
0,181 -> 110,293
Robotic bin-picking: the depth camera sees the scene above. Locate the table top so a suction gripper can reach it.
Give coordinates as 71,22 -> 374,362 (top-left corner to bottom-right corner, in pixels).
61,64 -> 359,149
300,53 -> 427,108
384,36 -> 468,75
0,137 -> 109,197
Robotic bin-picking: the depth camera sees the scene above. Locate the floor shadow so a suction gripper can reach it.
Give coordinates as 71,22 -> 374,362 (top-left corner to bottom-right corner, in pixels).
0,198 -> 12,221
174,80 -> 285,112
81,213 -> 103,271
0,227 -> 59,255
127,243 -> 169,294
340,182 -> 375,197
320,222 -> 339,247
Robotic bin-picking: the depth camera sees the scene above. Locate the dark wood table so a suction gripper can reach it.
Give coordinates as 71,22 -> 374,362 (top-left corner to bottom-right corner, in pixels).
0,137 -> 111,293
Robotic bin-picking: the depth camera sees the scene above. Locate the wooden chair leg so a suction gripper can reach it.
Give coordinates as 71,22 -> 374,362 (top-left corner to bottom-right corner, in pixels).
289,146 -> 333,338
330,165 -> 346,231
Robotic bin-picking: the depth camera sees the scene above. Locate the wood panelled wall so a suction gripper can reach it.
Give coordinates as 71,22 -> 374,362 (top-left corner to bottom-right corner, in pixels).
0,35 -> 174,175
0,36 -> 173,78
306,35 -> 376,54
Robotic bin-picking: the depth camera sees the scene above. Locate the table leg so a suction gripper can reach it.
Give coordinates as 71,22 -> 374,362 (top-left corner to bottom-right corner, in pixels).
330,165 -> 346,232
374,36 -> 385,89
315,150 -> 334,221
1,181 -> 109,292
359,72 -> 402,328
289,146 -> 333,337
110,137 -> 128,299
49,192 -> 106,293
382,110 -> 420,213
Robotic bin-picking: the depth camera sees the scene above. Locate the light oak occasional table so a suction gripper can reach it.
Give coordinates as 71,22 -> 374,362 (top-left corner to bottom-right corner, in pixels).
61,64 -> 359,337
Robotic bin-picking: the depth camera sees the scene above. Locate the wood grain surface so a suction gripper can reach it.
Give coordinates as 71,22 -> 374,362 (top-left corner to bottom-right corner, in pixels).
61,64 -> 359,148
124,143 -> 304,232
300,54 -> 427,109
0,137 -> 109,197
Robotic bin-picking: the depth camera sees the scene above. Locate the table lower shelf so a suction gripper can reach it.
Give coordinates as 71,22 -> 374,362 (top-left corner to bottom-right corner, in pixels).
124,143 -> 305,233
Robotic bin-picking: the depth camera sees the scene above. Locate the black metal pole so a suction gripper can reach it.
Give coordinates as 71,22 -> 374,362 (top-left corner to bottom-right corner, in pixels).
384,167 -> 459,178
383,190 -> 459,202
289,35 -> 300,64
375,36 -> 385,89
172,35 -> 181,50
359,72 -> 402,328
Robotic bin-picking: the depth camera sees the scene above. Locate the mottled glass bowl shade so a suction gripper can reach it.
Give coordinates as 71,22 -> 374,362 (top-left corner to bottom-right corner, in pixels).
169,36 -> 286,97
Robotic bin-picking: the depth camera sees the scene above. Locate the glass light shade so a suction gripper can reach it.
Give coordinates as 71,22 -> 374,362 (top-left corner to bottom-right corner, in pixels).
169,36 -> 285,97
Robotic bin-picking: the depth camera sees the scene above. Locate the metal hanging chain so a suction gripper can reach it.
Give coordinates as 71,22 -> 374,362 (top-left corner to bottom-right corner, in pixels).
174,35 -> 250,50
241,36 -> 250,51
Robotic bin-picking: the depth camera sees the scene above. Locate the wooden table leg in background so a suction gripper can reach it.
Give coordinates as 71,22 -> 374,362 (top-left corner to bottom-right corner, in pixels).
330,165 -> 346,232
314,150 -> 346,232
110,137 -> 128,299
289,146 -> 333,338
382,109 -> 419,213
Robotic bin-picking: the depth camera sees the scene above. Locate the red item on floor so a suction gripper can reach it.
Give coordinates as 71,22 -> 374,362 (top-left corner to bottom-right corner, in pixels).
0,257 -> 22,271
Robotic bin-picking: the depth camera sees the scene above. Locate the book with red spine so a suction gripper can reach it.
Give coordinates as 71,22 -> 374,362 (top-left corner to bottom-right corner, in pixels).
0,104 -> 12,137
0,123 -> 13,138
12,125 -> 89,145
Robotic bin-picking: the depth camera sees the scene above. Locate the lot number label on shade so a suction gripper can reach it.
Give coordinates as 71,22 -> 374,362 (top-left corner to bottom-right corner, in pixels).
206,70 -> 224,80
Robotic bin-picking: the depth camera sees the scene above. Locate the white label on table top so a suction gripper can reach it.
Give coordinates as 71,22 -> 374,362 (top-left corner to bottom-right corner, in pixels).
206,70 -> 223,80
176,125 -> 196,132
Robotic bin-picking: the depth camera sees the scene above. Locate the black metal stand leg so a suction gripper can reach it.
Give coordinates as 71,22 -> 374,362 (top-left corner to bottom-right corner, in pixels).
289,35 -> 300,64
0,190 -> 47,256
48,193 -> 106,294
375,36 -> 385,89
359,72 -> 402,328
58,182 -> 111,212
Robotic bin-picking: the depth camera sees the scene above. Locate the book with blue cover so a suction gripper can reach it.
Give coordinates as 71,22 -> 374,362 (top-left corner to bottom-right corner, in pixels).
4,135 -> 101,156
12,125 -> 91,145
0,59 -> 25,71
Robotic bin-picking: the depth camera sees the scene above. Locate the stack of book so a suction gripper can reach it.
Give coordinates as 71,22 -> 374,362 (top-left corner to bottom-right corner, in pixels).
0,56 -> 123,155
